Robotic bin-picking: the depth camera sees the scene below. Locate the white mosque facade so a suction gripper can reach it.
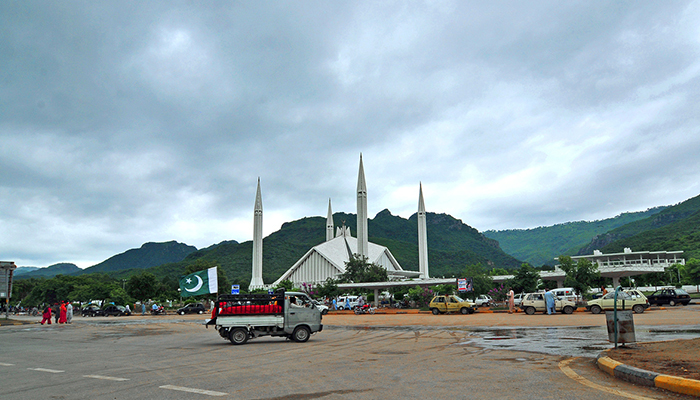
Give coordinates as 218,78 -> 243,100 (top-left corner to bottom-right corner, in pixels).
249,154 -> 423,290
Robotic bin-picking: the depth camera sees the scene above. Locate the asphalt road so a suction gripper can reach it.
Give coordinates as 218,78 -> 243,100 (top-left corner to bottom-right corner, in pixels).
1,307 -> 698,399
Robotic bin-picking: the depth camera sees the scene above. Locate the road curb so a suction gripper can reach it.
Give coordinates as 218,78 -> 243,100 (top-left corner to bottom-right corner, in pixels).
597,351 -> 700,397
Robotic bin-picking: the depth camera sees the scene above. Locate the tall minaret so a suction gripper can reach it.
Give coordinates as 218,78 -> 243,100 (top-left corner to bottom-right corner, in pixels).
326,198 -> 334,242
417,182 -> 429,279
357,154 -> 368,258
249,178 -> 264,290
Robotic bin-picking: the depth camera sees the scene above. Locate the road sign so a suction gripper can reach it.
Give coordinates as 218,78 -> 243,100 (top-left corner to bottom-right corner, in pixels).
231,285 -> 240,295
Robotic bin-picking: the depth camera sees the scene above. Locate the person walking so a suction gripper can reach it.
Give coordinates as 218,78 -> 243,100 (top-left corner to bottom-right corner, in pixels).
141,303 -> 146,315
58,302 -> 67,324
508,289 -> 515,314
544,289 -> 556,315
41,305 -> 52,325
345,298 -> 350,310
66,302 -> 73,324
53,303 -> 60,324
332,298 -> 337,310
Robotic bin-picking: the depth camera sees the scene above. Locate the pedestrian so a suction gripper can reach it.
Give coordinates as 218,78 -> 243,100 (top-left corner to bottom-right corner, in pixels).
66,302 -> 73,324
508,288 -> 515,314
141,303 -> 146,315
345,298 -> 350,310
53,303 -> 60,323
332,298 -> 337,310
601,286 -> 608,296
41,305 -> 52,325
544,289 -> 556,315
58,302 -> 67,324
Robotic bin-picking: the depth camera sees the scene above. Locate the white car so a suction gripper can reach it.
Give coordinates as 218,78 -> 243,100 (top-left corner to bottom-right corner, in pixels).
513,293 -> 524,307
312,300 -> 329,315
474,295 -> 492,307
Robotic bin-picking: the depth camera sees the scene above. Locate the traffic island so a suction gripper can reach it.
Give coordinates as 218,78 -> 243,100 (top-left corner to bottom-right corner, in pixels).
597,345 -> 700,397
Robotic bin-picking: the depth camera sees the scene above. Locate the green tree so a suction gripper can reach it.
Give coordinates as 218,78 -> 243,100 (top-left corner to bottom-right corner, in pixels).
339,254 -> 388,283
126,272 -> 159,301
511,264 -> 540,293
558,256 -> 600,296
407,285 -> 434,309
680,259 -> 700,284
315,278 -> 341,299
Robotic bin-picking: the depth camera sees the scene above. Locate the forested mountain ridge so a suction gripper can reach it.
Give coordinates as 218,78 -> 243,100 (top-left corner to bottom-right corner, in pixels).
483,207 -> 665,267
578,194 -> 700,255
122,210 -> 522,288
17,263 -> 81,279
77,241 -> 197,274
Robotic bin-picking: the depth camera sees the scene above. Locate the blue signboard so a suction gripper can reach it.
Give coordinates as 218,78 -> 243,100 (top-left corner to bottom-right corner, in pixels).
231,284 -> 240,295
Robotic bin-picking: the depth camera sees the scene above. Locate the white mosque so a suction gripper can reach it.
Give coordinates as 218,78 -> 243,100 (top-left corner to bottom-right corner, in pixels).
248,154 -> 428,290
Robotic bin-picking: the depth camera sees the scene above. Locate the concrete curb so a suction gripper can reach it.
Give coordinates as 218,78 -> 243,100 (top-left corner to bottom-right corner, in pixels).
597,351 -> 700,397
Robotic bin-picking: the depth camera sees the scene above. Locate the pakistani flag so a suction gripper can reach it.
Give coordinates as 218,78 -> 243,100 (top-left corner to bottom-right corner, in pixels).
179,267 -> 218,297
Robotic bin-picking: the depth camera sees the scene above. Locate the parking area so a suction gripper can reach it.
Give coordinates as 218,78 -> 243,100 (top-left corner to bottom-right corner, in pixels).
1,306 -> 698,399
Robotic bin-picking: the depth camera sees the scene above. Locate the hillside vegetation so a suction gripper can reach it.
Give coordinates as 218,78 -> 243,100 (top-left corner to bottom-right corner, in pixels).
483,208 -> 665,267
578,194 -> 700,255
126,210 -> 522,287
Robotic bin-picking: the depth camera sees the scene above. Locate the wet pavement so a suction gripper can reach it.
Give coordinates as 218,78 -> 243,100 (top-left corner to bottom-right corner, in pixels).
458,325 -> 700,357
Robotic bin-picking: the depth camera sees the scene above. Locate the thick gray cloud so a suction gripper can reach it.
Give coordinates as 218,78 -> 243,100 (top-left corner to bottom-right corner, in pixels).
2,1 -> 699,267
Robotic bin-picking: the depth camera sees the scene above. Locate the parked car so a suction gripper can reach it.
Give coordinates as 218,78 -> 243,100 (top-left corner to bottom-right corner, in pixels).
647,288 -> 692,306
336,295 -> 359,310
429,295 -> 476,315
585,291 -> 649,314
519,292 -> 577,315
81,304 -> 104,317
177,303 -> 206,315
513,293 -> 524,307
550,287 -> 577,302
103,305 -> 131,317
312,300 -> 329,315
474,295 -> 493,307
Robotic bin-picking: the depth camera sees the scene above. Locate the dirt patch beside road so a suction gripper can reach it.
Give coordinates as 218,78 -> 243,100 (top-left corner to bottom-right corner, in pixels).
607,338 -> 700,381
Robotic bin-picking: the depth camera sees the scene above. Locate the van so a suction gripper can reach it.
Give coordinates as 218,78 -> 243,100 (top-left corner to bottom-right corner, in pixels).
550,288 -> 577,301
336,295 -> 359,310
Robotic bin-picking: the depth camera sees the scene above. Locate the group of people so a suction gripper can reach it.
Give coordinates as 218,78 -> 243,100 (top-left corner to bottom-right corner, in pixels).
40,301 -> 73,325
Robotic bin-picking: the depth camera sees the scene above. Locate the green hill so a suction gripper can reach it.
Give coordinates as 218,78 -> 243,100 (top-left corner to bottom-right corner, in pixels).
129,210 -> 521,287
79,241 -> 197,274
483,208 -> 664,267
17,263 -> 81,279
577,194 -> 700,255
599,208 -> 700,260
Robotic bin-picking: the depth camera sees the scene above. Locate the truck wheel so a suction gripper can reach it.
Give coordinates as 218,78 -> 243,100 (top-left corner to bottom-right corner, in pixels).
563,306 -> 574,314
590,305 -> 602,314
431,308 -> 439,315
525,307 -> 535,315
460,307 -> 469,315
292,326 -> 311,343
229,328 -> 249,345
633,304 -> 645,314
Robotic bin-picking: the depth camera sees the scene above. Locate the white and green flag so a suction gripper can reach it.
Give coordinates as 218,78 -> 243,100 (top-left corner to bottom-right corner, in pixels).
179,267 -> 218,297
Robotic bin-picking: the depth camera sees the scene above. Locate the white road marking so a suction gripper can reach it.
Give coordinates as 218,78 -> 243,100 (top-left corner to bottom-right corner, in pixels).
559,358 -> 655,400
160,385 -> 227,396
83,375 -> 130,381
28,367 -> 64,373
0,362 -> 15,366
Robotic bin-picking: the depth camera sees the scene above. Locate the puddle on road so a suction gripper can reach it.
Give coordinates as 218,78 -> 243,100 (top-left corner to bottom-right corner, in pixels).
458,325 -> 700,358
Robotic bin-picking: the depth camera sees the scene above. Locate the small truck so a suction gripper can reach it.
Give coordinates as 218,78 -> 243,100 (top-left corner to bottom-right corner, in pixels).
206,289 -> 323,345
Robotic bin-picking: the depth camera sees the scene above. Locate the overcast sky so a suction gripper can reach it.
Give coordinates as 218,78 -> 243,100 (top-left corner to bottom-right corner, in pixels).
2,1 -> 700,268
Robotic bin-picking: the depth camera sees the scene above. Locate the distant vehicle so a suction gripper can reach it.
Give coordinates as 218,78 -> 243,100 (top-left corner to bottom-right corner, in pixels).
312,300 -> 329,315
550,287 -> 577,302
519,292 -> 577,315
474,295 -> 492,307
336,295 -> 359,310
647,288 -> 692,306
429,295 -> 476,315
585,291 -> 649,314
81,304 -> 104,317
513,293 -> 524,307
103,305 -> 131,317
178,303 -> 206,315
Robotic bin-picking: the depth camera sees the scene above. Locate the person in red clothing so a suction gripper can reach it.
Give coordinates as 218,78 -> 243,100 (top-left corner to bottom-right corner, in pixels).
41,306 -> 52,325
58,301 -> 67,324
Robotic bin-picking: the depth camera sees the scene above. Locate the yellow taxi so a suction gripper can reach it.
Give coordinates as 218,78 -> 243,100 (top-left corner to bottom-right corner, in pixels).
429,295 -> 476,315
